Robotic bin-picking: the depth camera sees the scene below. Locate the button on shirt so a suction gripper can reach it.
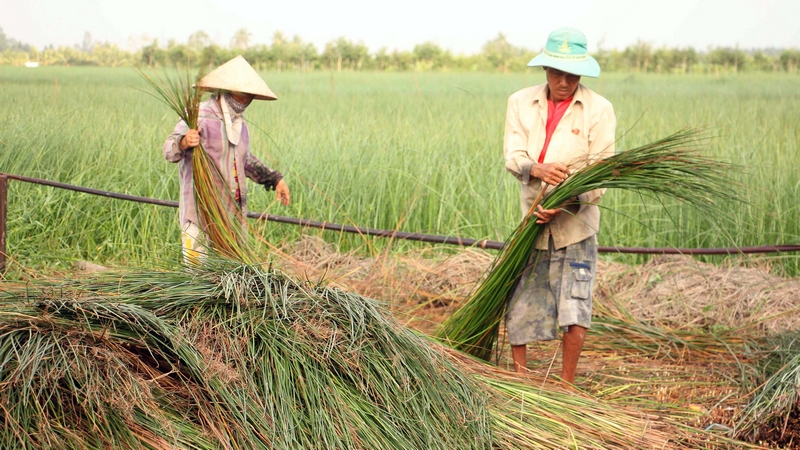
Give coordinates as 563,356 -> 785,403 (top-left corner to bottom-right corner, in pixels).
503,83 -> 616,250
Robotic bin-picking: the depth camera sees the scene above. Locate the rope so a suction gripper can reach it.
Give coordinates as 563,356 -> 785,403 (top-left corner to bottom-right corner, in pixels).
3,172 -> 799,255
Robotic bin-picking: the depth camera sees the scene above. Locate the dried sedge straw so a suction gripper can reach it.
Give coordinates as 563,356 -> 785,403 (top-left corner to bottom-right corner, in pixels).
439,346 -> 750,449
437,129 -> 741,361
734,345 -> 800,441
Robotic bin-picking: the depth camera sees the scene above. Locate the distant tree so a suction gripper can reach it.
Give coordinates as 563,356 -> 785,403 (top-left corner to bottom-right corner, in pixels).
0,27 -> 8,51
780,49 -> 800,73
350,40 -> 370,70
287,35 -> 318,70
752,51 -> 776,72
214,47 -> 237,66
651,47 -> 672,73
188,31 -> 211,51
141,39 -> 166,67
321,41 -> 337,70
166,40 -> 191,65
708,47 -> 748,72
650,46 -> 696,74
322,37 -> 368,71
623,40 -> 653,72
200,44 -> 219,67
482,33 -> 518,73
265,33 -> 318,71
674,47 -> 698,73
0,26 -> 31,53
389,49 -> 414,71
375,47 -> 389,71
592,37 -> 614,72
243,44 -> 270,69
271,31 -> 288,70
231,28 -> 252,49
93,42 -> 134,67
413,42 -> 442,67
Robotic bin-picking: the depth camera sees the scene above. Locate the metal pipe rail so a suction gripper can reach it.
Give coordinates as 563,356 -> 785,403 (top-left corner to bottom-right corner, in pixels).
1,172 -> 799,273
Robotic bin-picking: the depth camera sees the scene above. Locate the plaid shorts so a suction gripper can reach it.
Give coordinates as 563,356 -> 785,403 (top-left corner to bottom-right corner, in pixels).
505,234 -> 598,345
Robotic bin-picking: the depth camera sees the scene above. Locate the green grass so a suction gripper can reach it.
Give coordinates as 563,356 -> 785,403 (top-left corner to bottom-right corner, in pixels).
0,67 -> 798,274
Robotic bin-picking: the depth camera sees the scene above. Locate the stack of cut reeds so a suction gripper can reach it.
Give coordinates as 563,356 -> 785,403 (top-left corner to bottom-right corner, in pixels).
734,333 -> 800,443
0,262 -> 491,448
0,261 -> 752,449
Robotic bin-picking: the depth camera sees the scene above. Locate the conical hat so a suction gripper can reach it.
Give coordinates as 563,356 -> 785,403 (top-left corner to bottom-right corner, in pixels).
196,55 -> 277,101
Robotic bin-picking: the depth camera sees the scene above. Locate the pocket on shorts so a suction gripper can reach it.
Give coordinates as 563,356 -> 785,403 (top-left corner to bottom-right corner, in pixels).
568,261 -> 593,300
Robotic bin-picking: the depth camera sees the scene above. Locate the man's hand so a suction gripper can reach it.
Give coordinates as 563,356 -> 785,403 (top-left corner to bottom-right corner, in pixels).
275,179 -> 290,206
179,129 -> 200,150
533,197 -> 580,224
531,162 -> 570,186
533,205 -> 562,224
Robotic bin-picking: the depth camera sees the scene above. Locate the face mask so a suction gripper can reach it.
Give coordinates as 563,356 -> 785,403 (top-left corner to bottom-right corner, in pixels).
223,93 -> 249,115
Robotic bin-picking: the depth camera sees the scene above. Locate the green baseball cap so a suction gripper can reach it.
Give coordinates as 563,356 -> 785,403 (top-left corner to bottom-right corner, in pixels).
527,28 -> 601,78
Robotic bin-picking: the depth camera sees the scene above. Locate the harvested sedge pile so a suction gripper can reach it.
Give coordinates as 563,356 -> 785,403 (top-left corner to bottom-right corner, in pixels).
0,262 -> 491,449
0,262 -> 745,449
0,262 -> 752,450
437,129 -> 739,361
734,333 -> 800,443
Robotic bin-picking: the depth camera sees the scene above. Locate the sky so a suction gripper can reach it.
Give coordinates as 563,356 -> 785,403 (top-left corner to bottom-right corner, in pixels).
4,0 -> 800,53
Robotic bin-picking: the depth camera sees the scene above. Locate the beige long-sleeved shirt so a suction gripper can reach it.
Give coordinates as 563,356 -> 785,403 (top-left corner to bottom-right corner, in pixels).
503,83 -> 616,250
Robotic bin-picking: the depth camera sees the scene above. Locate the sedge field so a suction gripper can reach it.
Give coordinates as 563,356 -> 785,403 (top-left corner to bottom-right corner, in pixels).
0,67 -> 798,275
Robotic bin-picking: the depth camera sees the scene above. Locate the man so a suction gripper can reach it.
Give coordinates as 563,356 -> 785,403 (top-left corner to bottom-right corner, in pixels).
163,55 -> 290,262
503,28 -> 616,385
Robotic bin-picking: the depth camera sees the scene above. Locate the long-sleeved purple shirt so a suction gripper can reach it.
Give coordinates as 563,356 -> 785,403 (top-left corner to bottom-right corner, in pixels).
163,96 -> 283,228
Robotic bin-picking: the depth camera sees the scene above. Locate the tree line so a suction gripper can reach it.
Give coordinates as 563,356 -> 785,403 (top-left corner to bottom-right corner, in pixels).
2,27 -> 799,74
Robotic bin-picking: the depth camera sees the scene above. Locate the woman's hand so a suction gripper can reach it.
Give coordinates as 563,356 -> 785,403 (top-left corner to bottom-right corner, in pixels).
179,129 -> 200,150
275,179 -> 291,206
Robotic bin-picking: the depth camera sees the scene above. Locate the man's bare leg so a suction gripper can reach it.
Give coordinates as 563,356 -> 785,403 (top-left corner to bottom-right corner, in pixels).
561,325 -> 587,385
511,344 -> 527,373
